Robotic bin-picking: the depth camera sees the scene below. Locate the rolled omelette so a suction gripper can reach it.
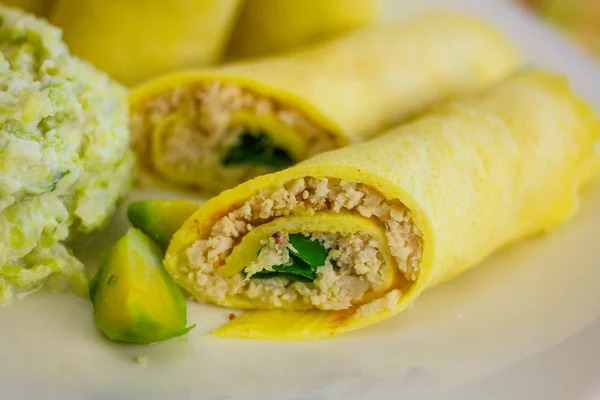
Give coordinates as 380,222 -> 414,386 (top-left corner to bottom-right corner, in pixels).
225,0 -> 382,61
129,12 -> 521,194
49,0 -> 243,85
165,70 -> 600,339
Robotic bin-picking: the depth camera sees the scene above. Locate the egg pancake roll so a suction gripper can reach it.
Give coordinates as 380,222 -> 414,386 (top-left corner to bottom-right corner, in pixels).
50,0 -> 243,85
225,0 -> 382,60
164,70 -> 599,339
130,13 -> 521,193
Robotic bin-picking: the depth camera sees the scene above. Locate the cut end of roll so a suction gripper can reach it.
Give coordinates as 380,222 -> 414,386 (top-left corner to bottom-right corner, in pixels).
130,79 -> 340,193
165,174 -> 425,337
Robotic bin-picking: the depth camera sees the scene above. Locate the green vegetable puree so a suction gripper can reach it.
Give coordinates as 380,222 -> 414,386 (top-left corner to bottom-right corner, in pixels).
0,6 -> 134,304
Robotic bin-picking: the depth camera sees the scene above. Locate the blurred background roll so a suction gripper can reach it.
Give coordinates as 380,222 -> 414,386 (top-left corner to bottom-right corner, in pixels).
225,0 -> 382,61
519,0 -> 600,59
49,0 -> 243,86
130,13 -> 521,194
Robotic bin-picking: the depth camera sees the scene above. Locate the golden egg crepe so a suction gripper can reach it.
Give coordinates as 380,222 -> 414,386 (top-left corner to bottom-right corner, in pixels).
50,0 -> 242,85
129,12 -> 521,194
225,0 -> 382,60
165,70 -> 600,339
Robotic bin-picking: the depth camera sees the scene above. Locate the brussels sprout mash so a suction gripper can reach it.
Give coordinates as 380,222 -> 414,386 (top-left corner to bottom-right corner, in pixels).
0,6 -> 134,304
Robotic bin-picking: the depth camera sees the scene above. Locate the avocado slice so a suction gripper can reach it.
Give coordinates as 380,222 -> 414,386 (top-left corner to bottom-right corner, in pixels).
127,199 -> 202,249
90,228 -> 195,344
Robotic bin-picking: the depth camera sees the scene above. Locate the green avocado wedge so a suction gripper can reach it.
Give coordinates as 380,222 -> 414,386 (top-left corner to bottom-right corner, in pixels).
127,199 -> 202,250
90,228 -> 195,344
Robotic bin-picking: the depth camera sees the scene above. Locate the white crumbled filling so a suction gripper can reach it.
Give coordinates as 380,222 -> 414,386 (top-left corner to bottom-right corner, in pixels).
131,82 -> 336,182
239,231 -> 387,310
244,234 -> 292,277
184,178 -> 423,311
355,289 -> 402,319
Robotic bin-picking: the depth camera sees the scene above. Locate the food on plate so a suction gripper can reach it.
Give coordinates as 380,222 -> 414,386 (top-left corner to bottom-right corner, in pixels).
225,0 -> 382,60
0,0 -> 52,16
0,7 -> 134,305
130,12 -> 521,194
127,199 -> 204,250
49,0 -> 243,85
164,70 -> 600,339
90,228 -> 194,344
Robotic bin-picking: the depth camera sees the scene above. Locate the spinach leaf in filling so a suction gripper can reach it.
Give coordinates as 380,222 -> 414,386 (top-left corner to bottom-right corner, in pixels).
222,131 -> 293,168
249,233 -> 329,283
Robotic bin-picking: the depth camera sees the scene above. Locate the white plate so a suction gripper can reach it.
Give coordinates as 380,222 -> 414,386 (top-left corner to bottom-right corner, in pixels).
2,1 -> 600,399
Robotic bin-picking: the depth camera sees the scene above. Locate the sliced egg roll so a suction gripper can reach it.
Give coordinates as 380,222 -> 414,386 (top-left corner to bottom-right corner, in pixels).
130,12 -> 521,193
165,70 -> 600,339
50,0 -> 243,85
225,0 -> 382,60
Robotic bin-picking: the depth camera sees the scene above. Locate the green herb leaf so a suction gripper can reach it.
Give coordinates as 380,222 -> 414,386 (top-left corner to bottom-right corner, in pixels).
251,255 -> 316,282
288,234 -> 329,270
222,131 -> 293,168
252,271 -> 314,283
249,234 -> 330,282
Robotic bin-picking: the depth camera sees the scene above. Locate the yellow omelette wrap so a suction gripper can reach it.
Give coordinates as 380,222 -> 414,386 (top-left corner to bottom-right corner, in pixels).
225,0 -> 382,61
129,12 -> 521,194
165,70 -> 600,339
49,0 -> 242,85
